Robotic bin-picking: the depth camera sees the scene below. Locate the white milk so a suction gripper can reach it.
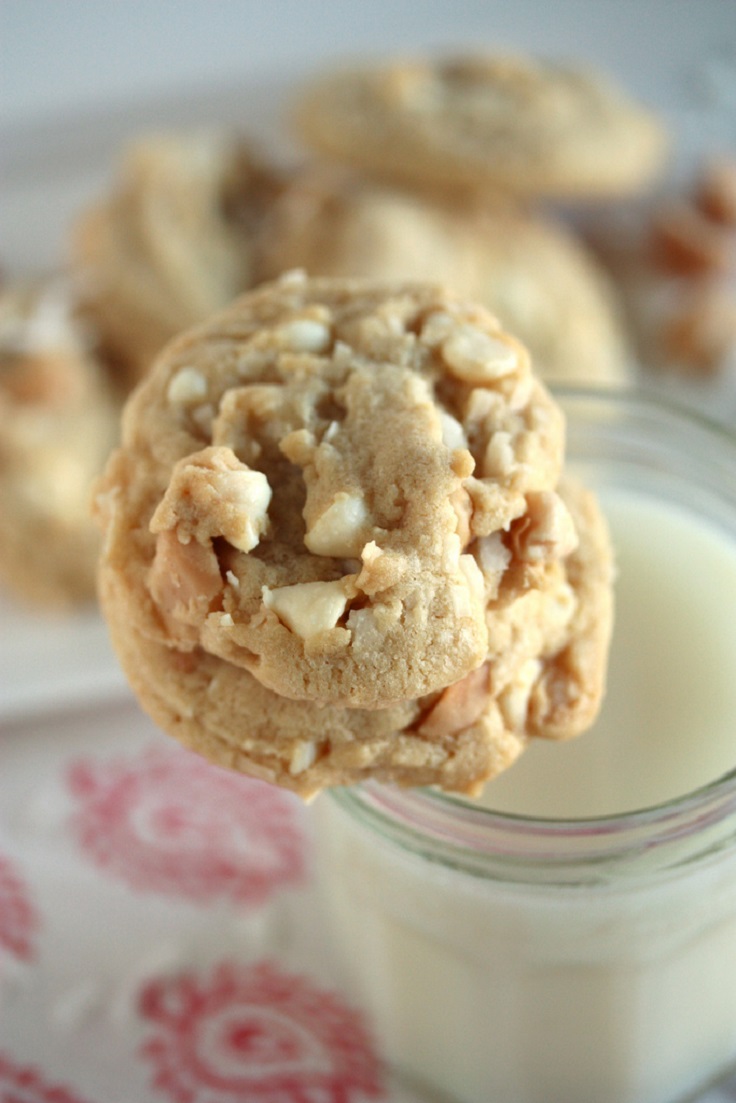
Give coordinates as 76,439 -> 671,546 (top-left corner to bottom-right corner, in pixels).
315,487 -> 736,1103
482,489 -> 736,818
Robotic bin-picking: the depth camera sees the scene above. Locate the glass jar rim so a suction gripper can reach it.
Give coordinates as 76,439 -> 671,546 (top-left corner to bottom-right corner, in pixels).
552,380 -> 736,446
327,762 -> 736,884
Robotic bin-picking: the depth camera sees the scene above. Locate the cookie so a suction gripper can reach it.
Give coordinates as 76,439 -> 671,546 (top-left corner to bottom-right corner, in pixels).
72,130 -> 284,387
0,281 -> 119,608
259,166 -> 632,383
94,272 -> 574,714
97,471 -> 612,798
588,157 -> 736,377
294,53 -> 668,200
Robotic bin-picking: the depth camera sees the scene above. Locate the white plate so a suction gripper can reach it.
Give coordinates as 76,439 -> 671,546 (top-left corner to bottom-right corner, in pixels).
0,595 -> 128,723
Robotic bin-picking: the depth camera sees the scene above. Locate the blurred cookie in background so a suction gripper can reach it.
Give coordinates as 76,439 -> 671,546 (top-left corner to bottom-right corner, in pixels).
293,53 -> 669,201
588,157 -> 736,379
258,166 -> 632,384
72,130 -> 286,389
0,280 -> 120,609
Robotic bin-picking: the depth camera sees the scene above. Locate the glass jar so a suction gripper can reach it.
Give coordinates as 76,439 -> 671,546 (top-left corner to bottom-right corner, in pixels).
313,386 -> 736,1103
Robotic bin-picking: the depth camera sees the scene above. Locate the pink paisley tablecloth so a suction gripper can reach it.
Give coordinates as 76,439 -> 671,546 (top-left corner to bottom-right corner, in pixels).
3,693 -> 736,1103
0,696 -> 423,1103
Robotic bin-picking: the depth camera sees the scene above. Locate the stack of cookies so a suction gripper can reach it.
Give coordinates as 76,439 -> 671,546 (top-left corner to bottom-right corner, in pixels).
94,273 -> 613,797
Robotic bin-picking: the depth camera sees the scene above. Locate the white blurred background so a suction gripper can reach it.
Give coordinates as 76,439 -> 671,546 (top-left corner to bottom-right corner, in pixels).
2,0 -> 735,277
2,0 -> 735,130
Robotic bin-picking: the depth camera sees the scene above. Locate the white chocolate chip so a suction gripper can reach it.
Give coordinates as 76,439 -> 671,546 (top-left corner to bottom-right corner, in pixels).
361,540 -> 382,567
219,612 -> 234,627
448,554 -> 485,619
167,367 -> 208,405
345,605 -> 383,649
543,581 -> 577,647
289,740 -> 317,776
278,319 -> 331,353
440,411 -> 468,451
0,284 -> 78,356
209,466 -> 272,553
419,310 -> 456,347
262,579 -> 350,638
442,531 -> 462,572
304,492 -> 371,558
482,431 -> 515,477
441,325 -> 518,383
279,268 -> 308,287
459,553 -> 485,602
448,583 -> 471,619
465,386 -> 506,424
499,659 -> 542,731
191,402 -> 216,435
477,531 -> 512,588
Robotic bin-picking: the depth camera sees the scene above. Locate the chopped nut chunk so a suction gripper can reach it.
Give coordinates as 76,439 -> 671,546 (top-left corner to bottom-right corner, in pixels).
651,200 -> 732,275
512,491 -> 578,563
696,159 -> 736,227
150,446 -> 271,553
148,528 -> 222,625
419,663 -> 491,738
459,552 -> 484,603
450,448 -> 475,479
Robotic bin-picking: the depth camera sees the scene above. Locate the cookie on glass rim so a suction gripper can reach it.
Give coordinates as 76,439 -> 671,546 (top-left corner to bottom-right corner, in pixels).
94,272 -> 612,797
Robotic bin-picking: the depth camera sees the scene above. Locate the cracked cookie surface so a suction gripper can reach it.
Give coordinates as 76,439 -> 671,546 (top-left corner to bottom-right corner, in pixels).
95,273 -> 570,711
